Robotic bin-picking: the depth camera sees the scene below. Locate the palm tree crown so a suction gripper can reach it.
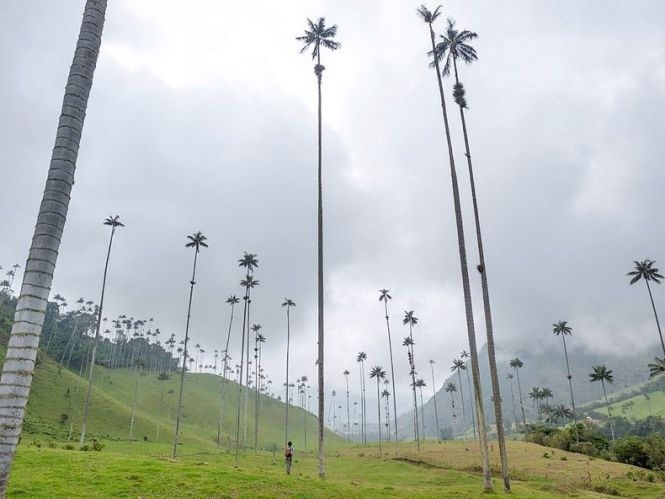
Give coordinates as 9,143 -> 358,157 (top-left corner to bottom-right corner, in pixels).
238,252 -> 259,273
627,259 -> 663,285
296,18 -> 341,61
103,215 -> 125,229
403,310 -> 419,326
379,289 -> 391,302
552,321 -> 572,337
589,365 -> 614,384
432,19 -> 478,76
416,4 -> 441,25
186,231 -> 208,253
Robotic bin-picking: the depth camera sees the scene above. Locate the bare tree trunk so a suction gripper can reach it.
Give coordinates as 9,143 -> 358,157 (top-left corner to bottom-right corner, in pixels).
0,1 -> 107,492
425,22 -> 491,491
383,300 -> 399,449
646,280 -> 665,357
453,57 -> 510,492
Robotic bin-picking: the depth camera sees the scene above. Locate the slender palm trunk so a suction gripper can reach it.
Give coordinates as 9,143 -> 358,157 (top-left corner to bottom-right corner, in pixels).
561,336 -> 578,438
426,21 -> 490,490
645,280 -> 665,357
314,52 -> 326,479
235,288 -> 249,465
0,1 -> 106,491
345,377 -> 350,442
418,387 -> 426,438
452,58 -> 510,491
285,307 -> 291,446
456,370 -> 466,421
243,296 -> 252,452
430,365 -> 441,442
383,300 -> 399,448
172,250 -> 199,459
217,302 -> 236,446
80,225 -> 117,445
254,330 -> 259,453
601,380 -> 615,442
508,378 -> 518,433
358,364 -> 364,443
514,367 -> 527,439
376,379 -> 382,455
129,366 -> 140,439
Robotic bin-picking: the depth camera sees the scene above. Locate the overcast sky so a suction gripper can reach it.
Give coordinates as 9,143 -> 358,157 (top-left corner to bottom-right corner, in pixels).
1,1 -> 665,420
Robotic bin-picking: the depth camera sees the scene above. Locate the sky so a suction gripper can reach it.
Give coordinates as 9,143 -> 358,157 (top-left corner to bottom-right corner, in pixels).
1,1 -> 665,423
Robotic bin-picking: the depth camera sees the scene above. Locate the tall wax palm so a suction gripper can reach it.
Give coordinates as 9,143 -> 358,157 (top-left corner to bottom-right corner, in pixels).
528,387 -> 542,419
509,358 -> 528,435
506,374 -> 519,433
433,18 -> 509,489
218,295 -> 239,446
627,259 -> 665,356
297,17 -> 340,478
460,350 -> 477,440
417,4 -> 491,490
356,351 -> 368,443
282,298 -> 295,446
80,215 -> 124,445
552,321 -> 578,433
415,378 -> 427,438
369,366 -> 386,455
251,323 -> 262,452
379,289 -> 399,446
403,311 -> 420,449
451,359 -> 467,422
235,252 -> 259,460
173,231 -> 208,459
428,360 -> 441,441
589,365 -> 615,442
445,382 -> 457,419
343,369 -> 351,441
0,1 -> 107,489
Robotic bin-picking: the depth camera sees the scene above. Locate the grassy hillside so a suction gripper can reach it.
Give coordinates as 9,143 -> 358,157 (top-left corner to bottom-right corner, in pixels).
8,347 -> 341,452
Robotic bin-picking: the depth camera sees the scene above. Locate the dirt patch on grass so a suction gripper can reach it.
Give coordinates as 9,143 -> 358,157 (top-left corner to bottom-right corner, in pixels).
392,456 -> 441,469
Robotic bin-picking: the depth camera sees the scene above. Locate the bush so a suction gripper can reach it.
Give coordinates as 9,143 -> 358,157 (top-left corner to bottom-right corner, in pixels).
569,441 -> 600,457
80,444 -> 90,452
614,437 -> 649,468
63,444 -> 75,450
92,440 -> 104,452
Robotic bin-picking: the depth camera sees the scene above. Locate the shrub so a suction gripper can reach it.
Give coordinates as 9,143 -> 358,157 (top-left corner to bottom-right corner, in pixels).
63,444 -> 75,450
92,440 -> 104,452
80,444 -> 90,452
614,437 -> 649,468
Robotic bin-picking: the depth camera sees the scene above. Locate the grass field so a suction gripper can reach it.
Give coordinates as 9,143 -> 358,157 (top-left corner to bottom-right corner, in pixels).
7,439 -> 665,497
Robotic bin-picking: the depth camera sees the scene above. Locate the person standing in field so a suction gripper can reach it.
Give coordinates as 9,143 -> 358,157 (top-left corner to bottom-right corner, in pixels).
285,441 -> 294,475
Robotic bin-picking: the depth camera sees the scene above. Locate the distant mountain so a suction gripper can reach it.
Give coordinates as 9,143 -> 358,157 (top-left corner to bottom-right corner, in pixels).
398,340 -> 662,440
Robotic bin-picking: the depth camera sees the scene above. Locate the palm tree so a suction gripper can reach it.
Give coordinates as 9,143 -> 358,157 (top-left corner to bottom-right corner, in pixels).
509,358 -> 527,438
649,357 -> 665,378
282,298 -> 295,447
445,382 -> 457,419
235,253 -> 259,461
173,231 -> 208,459
343,369 -> 351,441
627,259 -> 665,356
506,374 -> 519,433
369,366 -> 386,455
251,323 -> 262,452
0,1 -> 107,489
451,359 -> 467,422
417,4 -> 491,490
428,360 -> 441,442
381,388 -> 391,441
297,17 -> 340,478
528,387 -> 542,419
552,321 -> 578,435
460,350 -> 477,440
415,378 -> 427,439
80,215 -> 124,445
403,311 -> 420,450
433,18 -> 509,490
379,289 -> 399,446
552,404 -> 573,429
356,351 -> 368,444
589,365 -> 615,442
156,372 -> 171,440
217,295 -> 239,446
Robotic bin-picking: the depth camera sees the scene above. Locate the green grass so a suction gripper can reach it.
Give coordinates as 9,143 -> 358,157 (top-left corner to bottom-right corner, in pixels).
7,439 -> 665,497
606,391 -> 665,420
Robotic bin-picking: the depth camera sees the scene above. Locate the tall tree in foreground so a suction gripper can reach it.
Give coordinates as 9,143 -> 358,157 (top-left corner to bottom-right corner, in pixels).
416,4 -> 491,490
552,321 -> 578,437
172,231 -> 208,459
627,259 -> 665,357
282,298 -> 295,446
0,1 -> 108,491
80,215 -> 124,445
428,360 -> 441,441
297,17 -> 340,479
509,357 -> 527,438
369,366 -> 386,455
589,365 -> 615,442
434,17 -> 509,490
379,288 -> 399,447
